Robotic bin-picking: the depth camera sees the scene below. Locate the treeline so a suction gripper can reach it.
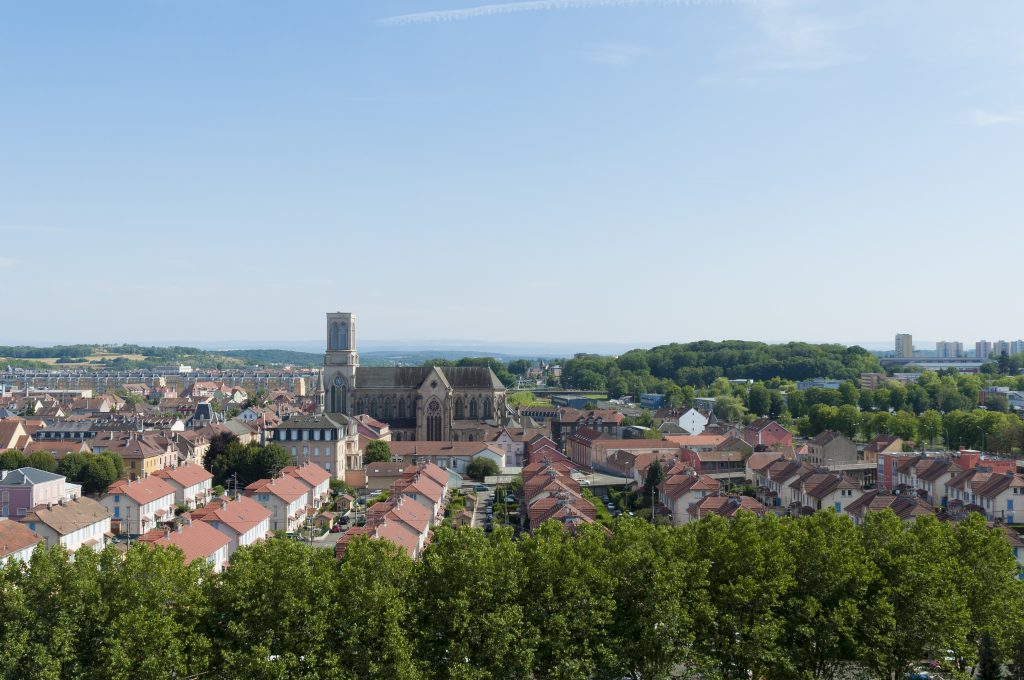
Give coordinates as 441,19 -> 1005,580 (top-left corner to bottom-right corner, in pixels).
2,512 -> 1022,679
560,341 -> 882,393
0,450 -> 124,493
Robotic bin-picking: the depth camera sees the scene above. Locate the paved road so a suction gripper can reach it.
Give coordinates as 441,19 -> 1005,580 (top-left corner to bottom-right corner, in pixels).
463,482 -> 493,528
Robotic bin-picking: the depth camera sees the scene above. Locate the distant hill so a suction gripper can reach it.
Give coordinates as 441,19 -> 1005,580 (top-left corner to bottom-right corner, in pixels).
212,349 -> 322,367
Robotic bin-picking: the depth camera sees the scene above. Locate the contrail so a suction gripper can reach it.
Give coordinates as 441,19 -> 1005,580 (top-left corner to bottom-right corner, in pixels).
378,0 -> 749,27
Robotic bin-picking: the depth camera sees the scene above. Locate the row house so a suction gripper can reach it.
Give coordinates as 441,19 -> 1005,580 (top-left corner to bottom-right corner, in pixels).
283,463 -> 332,510
388,463 -> 449,523
138,517 -> 231,573
245,475 -> 309,533
658,463 -> 720,525
152,463 -> 214,509
688,495 -> 766,521
751,458 -> 816,510
678,448 -> 746,481
102,476 -> 177,536
521,459 -> 598,533
845,491 -> 936,525
22,497 -> 112,554
744,451 -> 788,483
0,418 -> 31,451
191,494 -> 272,555
0,519 -> 43,565
973,473 -> 1024,524
789,472 -> 862,514
524,434 -> 564,465
604,448 -> 680,485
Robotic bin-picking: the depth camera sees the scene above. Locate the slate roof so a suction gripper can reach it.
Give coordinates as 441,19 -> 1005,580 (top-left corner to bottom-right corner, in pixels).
0,467 -> 65,486
355,366 -> 504,390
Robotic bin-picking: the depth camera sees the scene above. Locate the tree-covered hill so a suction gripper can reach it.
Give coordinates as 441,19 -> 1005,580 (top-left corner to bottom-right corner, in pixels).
560,341 -> 883,394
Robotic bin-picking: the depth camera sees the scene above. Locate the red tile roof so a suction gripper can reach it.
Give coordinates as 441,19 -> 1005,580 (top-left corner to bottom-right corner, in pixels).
106,477 -> 177,505
138,520 -> 230,565
0,519 -> 43,558
244,475 -> 308,504
152,463 -> 213,489
191,495 -> 272,536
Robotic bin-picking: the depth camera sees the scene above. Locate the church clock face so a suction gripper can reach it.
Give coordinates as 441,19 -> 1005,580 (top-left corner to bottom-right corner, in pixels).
333,376 -> 343,387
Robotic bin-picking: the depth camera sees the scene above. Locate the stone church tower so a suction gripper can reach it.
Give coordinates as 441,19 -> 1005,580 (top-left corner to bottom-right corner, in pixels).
323,312 -> 358,414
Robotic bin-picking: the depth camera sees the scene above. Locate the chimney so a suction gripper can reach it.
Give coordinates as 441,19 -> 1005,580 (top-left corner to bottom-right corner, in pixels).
166,527 -> 173,538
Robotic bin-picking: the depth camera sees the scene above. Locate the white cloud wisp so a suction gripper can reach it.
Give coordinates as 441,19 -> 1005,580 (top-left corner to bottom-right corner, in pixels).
378,0 -> 749,27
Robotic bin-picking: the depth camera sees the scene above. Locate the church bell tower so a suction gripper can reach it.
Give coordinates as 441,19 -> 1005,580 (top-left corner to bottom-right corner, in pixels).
324,312 -> 358,414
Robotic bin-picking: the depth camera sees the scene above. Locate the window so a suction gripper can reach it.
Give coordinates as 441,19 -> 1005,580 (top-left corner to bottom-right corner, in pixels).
114,506 -> 120,518
1010,500 -> 1015,511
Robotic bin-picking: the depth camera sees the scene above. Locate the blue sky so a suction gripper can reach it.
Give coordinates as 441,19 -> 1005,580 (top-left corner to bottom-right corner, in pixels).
2,0 -> 1022,349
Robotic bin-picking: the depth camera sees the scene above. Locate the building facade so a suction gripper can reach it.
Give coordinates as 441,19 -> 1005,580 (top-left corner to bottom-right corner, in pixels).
319,312 -> 507,443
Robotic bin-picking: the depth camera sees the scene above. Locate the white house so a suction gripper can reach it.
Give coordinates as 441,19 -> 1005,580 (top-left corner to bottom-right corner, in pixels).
192,494 -> 272,555
245,475 -> 309,533
658,466 -> 720,525
102,477 -> 177,536
0,518 -> 43,564
283,463 -> 332,510
139,518 -> 231,573
21,497 -> 112,554
152,463 -> 214,509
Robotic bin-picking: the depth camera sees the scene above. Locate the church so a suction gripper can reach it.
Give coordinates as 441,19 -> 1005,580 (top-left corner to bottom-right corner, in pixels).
318,312 -> 507,442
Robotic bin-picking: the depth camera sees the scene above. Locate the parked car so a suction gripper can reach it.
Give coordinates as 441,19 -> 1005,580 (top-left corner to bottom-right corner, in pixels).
504,495 -> 515,503
474,484 -> 488,492
329,524 -> 344,533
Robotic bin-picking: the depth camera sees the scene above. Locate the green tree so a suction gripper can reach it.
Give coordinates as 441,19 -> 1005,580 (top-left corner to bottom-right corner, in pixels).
747,383 -> 772,417
413,525 -> 532,679
918,410 -> 943,445
888,410 -> 918,442
834,404 -> 861,440
83,455 -> 119,494
519,522 -> 617,678
0,449 -> 25,470
606,519 -> 710,680
775,511 -> 877,680
839,381 -> 859,406
56,451 -> 92,481
642,459 -> 667,506
96,544 -> 211,680
465,457 -> 500,481
209,539 -> 338,678
24,451 -> 57,473
694,512 -> 794,679
333,537 -> 421,679
859,512 -> 970,679
364,439 -> 392,464
977,632 -> 1002,680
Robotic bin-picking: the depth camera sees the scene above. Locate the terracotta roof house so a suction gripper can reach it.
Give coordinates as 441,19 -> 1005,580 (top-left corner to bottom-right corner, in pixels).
152,464 -> 214,509
191,494 -> 272,554
0,518 -> 43,565
687,495 -> 766,521
283,463 -> 332,509
245,475 -> 310,533
138,519 -> 231,572
740,419 -> 793,449
658,469 -> 720,525
845,490 -> 935,525
102,476 -> 178,536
